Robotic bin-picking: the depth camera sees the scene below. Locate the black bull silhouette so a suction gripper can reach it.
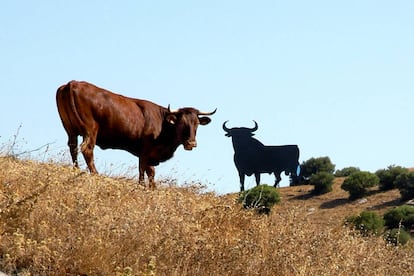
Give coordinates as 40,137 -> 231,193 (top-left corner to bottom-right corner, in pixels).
223,121 -> 300,192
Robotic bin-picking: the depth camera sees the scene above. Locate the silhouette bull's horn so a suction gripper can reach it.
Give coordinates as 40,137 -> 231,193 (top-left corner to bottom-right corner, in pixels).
249,121 -> 258,132
167,104 -> 179,113
198,108 -> 217,116
222,120 -> 231,132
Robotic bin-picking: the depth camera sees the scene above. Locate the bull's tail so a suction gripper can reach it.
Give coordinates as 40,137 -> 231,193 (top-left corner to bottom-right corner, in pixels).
292,145 -> 300,176
296,146 -> 300,174
295,163 -> 301,176
56,80 -> 85,135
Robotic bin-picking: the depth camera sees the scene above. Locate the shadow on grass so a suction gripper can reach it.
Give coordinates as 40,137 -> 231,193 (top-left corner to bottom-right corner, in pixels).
370,198 -> 402,210
319,198 -> 350,209
291,193 -> 314,200
291,192 -> 351,209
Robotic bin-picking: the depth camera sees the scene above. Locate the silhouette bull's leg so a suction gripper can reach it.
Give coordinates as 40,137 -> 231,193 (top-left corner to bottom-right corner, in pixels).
239,172 -> 245,192
274,172 -> 282,188
80,129 -> 98,174
255,173 -> 261,186
68,135 -> 79,168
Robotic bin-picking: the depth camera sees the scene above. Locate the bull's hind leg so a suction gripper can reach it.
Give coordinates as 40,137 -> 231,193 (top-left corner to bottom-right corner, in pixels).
274,172 -> 282,188
68,135 -> 79,168
80,128 -> 98,174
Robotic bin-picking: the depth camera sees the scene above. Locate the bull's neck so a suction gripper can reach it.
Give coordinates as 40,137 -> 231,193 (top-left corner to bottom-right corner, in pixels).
155,123 -> 181,151
231,136 -> 263,151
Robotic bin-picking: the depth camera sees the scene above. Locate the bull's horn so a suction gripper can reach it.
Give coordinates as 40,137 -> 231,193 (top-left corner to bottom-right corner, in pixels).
222,120 -> 231,132
198,108 -> 217,116
249,120 -> 258,132
167,104 -> 179,113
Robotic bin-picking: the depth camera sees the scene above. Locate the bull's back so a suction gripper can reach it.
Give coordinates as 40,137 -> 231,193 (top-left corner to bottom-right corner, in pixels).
267,145 -> 299,171
59,81 -> 134,122
255,145 -> 299,174
56,80 -> 165,153
56,81 -> 110,134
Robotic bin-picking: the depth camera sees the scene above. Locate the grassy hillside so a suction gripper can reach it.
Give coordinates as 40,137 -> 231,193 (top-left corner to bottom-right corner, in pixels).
1,156 -> 414,275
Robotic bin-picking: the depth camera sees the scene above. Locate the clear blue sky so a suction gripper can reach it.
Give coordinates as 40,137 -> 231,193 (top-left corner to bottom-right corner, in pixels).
1,1 -> 413,194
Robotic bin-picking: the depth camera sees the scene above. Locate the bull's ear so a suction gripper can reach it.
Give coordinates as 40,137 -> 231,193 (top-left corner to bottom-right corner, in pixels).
166,114 -> 177,125
199,117 -> 211,125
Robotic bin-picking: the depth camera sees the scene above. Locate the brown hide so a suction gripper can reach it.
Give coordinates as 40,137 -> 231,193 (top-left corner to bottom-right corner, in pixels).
56,80 -> 215,189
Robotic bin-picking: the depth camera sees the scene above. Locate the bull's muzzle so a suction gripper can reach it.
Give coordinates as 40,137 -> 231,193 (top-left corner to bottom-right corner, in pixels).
184,141 -> 197,150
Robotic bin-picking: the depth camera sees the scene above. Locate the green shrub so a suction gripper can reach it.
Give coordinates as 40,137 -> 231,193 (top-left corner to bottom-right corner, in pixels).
299,157 -> 335,184
384,228 -> 411,246
310,171 -> 335,195
341,171 -> 379,200
335,167 -> 360,177
238,184 -> 281,214
375,165 -> 408,191
394,171 -> 414,201
383,205 -> 414,230
346,211 -> 384,236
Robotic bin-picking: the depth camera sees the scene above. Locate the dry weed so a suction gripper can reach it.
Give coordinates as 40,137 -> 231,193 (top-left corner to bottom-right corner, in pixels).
1,156 -> 413,275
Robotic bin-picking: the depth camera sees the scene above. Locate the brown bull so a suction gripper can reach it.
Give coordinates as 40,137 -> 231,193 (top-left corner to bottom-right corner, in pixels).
56,80 -> 216,189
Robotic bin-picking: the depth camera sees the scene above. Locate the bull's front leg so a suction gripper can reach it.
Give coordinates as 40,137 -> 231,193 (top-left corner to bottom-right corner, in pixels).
146,166 -> 156,190
138,159 -> 147,187
138,159 -> 156,190
239,172 -> 245,192
255,173 -> 261,186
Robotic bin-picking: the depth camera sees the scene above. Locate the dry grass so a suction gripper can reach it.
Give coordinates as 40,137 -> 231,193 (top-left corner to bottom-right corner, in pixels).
1,156 -> 414,275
